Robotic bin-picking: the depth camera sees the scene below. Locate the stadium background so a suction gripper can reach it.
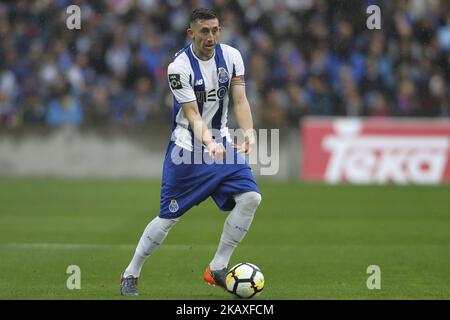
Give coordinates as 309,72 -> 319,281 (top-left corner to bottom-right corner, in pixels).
1,0 -> 450,299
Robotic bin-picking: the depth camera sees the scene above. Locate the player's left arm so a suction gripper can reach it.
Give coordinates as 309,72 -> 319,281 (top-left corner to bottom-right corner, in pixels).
231,78 -> 255,154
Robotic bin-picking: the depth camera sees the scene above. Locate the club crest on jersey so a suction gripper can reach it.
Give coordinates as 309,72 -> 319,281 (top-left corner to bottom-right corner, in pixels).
217,67 -> 229,84
169,199 -> 179,213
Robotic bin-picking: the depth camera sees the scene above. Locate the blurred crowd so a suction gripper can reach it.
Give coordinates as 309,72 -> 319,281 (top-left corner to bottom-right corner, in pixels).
0,0 -> 450,129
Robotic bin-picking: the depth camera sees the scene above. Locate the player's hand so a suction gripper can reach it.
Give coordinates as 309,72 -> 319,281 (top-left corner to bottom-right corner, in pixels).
206,142 -> 227,161
232,134 -> 255,154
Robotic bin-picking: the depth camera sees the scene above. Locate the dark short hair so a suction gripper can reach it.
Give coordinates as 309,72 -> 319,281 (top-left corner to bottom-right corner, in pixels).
190,8 -> 218,25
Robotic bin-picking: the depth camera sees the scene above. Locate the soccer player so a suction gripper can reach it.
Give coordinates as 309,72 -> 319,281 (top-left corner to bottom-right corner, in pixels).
120,8 -> 261,296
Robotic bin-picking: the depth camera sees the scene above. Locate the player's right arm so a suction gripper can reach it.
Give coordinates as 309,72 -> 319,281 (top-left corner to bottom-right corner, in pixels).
167,60 -> 225,160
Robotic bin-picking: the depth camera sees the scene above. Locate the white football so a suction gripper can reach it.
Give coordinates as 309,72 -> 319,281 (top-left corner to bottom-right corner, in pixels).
225,262 -> 264,299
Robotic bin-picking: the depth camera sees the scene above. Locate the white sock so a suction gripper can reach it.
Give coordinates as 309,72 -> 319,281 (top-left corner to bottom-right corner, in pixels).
210,191 -> 262,271
124,216 -> 178,277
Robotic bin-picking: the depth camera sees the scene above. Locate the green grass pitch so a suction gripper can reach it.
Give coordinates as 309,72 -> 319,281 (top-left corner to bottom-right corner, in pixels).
0,179 -> 449,299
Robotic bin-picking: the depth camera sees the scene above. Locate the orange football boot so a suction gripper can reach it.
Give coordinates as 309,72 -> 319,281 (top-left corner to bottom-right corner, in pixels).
203,265 -> 228,289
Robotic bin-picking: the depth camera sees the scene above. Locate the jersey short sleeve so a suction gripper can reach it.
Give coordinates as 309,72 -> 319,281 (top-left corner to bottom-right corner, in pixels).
230,47 -> 245,78
167,61 -> 196,104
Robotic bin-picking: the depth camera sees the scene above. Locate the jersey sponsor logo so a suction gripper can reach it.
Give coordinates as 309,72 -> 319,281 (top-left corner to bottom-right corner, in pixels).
194,79 -> 204,86
195,87 -> 228,103
169,199 -> 179,213
217,67 -> 229,84
217,86 -> 228,100
169,74 -> 183,90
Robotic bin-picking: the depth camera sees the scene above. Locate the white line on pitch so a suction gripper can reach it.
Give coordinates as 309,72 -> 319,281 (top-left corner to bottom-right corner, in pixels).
1,243 -> 216,250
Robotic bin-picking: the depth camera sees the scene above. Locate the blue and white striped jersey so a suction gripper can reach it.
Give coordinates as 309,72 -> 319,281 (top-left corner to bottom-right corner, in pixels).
167,43 -> 245,151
